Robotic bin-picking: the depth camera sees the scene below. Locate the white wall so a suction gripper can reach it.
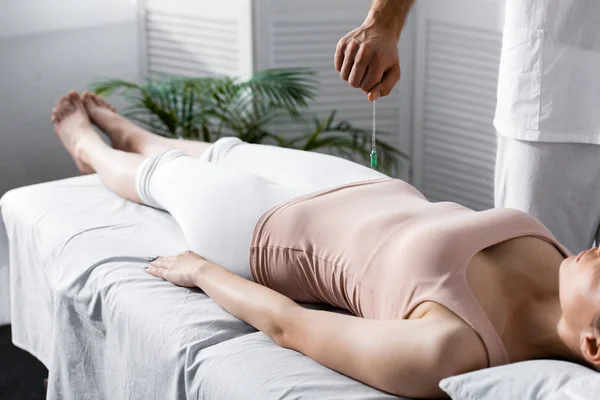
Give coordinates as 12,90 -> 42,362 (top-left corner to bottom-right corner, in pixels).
0,0 -> 137,38
0,0 -> 140,196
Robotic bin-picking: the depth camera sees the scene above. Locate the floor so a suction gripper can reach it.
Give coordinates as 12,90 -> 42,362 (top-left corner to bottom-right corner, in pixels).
0,325 -> 47,400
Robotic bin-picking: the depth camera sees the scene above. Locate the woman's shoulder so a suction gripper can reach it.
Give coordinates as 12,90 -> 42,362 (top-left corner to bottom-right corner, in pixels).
480,207 -> 572,257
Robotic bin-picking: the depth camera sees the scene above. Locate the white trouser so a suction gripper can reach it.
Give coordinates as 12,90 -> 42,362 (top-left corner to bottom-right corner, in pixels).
495,134 -> 600,254
136,137 -> 386,279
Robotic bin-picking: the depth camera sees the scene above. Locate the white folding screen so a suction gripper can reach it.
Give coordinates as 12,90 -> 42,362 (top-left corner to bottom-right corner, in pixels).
141,0 -> 253,79
412,0 -> 505,210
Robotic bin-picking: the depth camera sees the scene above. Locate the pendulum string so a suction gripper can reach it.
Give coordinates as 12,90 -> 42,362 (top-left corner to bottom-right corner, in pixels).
371,100 -> 378,169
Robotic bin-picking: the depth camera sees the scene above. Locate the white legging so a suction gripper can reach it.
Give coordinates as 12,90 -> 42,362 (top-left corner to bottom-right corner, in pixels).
136,137 -> 386,279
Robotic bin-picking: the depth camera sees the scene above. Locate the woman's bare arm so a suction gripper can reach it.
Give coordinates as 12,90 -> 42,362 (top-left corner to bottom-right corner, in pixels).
147,251 -> 299,338
192,257 -> 299,339
148,252 -> 488,398
280,306 -> 487,398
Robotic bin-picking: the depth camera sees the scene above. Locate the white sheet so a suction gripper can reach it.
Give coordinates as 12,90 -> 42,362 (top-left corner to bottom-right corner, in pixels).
0,175 -> 401,400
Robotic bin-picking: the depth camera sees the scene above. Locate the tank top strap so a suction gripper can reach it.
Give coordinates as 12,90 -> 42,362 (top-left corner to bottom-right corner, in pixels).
436,208 -> 569,367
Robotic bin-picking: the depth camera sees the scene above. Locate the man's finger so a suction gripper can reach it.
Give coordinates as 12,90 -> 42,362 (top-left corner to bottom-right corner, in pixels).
340,41 -> 360,82
360,63 -> 384,95
368,63 -> 401,101
348,47 -> 371,88
334,39 -> 347,72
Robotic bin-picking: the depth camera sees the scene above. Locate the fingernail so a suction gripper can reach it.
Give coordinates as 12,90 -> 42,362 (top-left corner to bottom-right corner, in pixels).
373,92 -> 380,101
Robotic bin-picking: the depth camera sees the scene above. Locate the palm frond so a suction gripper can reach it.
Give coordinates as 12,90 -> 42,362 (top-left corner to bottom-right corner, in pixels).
88,70 -> 409,175
88,79 -> 145,97
281,111 -> 410,176
240,68 -> 318,118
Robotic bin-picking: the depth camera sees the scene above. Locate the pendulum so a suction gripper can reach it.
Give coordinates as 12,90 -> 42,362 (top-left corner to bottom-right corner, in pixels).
371,100 -> 378,169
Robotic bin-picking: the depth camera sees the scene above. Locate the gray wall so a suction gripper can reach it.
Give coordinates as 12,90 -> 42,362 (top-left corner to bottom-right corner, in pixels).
0,2 -> 139,197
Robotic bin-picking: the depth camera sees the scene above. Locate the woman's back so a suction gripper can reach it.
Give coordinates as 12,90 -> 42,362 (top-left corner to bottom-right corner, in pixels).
250,178 -> 571,367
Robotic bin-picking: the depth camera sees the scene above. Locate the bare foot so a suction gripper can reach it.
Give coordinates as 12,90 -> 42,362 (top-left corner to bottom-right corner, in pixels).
82,91 -> 147,153
82,91 -> 117,114
51,91 -> 99,174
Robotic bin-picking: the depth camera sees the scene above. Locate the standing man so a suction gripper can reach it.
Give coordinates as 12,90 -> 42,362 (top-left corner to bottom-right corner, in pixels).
336,0 -> 600,254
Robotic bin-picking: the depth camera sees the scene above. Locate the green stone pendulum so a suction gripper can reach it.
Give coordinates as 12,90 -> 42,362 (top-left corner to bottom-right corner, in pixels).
370,100 -> 378,169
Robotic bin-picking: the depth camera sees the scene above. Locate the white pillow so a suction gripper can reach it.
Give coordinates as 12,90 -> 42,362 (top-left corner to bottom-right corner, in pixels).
439,360 -> 599,400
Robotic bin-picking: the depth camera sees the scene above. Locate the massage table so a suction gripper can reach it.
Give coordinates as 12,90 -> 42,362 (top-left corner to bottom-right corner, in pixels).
0,175 -> 400,399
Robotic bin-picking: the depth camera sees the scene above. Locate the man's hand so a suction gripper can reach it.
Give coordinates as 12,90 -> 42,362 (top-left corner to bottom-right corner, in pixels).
335,23 -> 400,101
335,0 -> 415,101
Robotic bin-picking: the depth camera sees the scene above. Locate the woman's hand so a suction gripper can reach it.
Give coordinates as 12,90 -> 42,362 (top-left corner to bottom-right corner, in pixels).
146,250 -> 207,287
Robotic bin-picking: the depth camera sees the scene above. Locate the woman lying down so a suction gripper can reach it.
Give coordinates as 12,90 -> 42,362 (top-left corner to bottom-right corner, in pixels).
52,91 -> 599,398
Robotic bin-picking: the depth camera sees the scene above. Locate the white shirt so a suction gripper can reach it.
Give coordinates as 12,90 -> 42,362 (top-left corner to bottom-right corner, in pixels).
494,0 -> 600,144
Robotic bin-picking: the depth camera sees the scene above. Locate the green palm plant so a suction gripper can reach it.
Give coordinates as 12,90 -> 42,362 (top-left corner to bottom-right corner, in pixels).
281,111 -> 408,176
89,68 -> 409,176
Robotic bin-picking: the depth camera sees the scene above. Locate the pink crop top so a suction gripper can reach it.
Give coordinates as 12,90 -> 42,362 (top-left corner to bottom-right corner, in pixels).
249,178 -> 571,367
